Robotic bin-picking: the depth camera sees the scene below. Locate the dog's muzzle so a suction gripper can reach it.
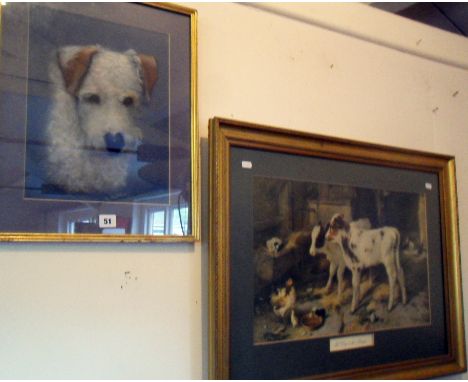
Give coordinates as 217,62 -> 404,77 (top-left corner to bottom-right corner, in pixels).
104,133 -> 125,154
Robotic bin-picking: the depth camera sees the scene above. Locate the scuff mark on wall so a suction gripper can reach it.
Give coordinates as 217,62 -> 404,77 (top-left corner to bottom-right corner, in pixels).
121,270 -> 139,290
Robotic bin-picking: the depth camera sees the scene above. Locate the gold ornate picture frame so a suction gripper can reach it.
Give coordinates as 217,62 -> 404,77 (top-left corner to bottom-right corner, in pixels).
209,117 -> 465,379
0,3 -> 199,242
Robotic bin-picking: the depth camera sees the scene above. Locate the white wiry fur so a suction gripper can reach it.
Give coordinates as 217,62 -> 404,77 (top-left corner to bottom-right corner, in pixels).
46,45 -> 156,194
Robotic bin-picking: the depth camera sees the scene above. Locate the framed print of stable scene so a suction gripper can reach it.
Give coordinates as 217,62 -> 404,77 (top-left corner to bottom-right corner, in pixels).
0,3 -> 199,242
209,117 -> 466,379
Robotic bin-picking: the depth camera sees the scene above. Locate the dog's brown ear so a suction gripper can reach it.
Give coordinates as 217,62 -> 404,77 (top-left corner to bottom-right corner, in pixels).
138,54 -> 157,100
57,46 -> 98,96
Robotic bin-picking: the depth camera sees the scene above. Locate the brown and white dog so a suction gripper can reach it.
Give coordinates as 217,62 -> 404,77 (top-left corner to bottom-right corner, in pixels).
46,45 -> 157,194
270,278 -> 298,327
325,213 -> 407,313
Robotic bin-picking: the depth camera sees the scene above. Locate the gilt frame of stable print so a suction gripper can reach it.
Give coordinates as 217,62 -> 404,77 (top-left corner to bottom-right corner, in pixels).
0,3 -> 199,242
209,117 -> 466,379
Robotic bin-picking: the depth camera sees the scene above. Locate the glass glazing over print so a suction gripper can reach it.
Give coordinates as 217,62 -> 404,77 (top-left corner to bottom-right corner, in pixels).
253,176 -> 430,345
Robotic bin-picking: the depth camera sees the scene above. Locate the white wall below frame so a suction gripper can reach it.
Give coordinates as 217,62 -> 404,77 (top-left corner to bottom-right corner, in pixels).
1,2 -> 468,379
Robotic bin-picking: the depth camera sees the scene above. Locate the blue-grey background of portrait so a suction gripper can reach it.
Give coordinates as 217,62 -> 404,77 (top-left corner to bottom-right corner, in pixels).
25,4 -> 170,201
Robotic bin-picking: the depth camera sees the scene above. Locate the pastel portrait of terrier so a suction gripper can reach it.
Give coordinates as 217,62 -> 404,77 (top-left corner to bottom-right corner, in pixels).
24,5 -> 170,202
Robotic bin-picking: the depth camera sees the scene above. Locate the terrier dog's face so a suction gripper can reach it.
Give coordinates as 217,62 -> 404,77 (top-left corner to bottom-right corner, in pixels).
57,46 -> 157,155
77,51 -> 143,153
266,237 -> 283,256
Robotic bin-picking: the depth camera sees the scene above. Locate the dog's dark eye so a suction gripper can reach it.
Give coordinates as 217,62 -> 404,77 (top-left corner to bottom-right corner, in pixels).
122,96 -> 134,107
83,94 -> 101,104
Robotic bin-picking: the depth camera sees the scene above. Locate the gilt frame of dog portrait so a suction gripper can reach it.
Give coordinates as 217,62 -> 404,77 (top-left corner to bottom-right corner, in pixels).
208,117 -> 466,379
0,3 -> 200,242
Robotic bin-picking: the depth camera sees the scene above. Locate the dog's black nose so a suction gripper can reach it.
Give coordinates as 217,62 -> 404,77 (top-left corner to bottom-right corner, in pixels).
104,133 -> 125,153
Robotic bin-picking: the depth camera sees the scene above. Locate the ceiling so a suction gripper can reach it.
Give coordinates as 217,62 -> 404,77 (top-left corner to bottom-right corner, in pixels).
370,2 -> 468,36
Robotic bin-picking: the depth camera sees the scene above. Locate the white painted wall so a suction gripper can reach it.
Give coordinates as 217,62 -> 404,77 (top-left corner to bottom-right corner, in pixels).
1,2 -> 468,379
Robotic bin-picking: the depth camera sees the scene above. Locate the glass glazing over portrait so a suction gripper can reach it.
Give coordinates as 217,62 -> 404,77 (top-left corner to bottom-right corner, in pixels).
0,3 -> 197,240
